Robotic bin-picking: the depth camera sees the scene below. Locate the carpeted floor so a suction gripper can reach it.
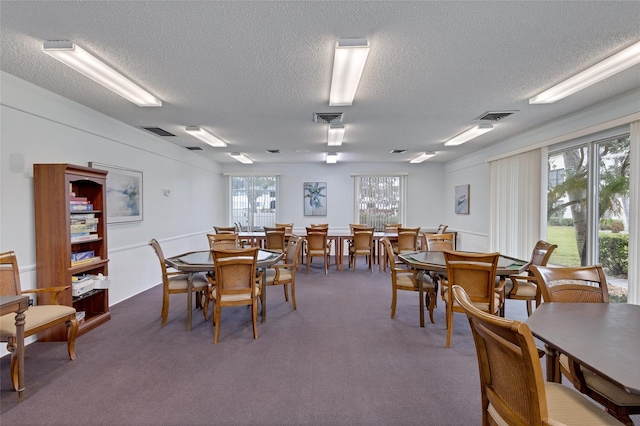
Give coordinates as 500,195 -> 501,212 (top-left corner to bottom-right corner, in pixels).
0,261 -> 561,425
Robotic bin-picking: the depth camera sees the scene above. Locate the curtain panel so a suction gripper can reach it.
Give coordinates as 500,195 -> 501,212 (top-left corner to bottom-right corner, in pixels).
489,149 -> 542,259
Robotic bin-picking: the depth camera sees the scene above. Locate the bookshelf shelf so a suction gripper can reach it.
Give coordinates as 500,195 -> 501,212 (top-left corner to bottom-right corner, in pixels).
34,163 -> 111,341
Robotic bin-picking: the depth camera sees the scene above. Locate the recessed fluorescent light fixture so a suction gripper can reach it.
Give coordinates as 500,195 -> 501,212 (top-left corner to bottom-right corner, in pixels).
185,127 -> 227,147
409,152 -> 436,163
328,124 -> 346,146
529,40 -> 640,104
230,152 -> 253,164
326,153 -> 338,164
329,38 -> 370,106
42,40 -> 161,107
444,124 -> 494,146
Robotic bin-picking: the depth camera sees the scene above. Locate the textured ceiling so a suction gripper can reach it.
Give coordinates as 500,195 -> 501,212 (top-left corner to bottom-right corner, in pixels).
1,1 -> 639,164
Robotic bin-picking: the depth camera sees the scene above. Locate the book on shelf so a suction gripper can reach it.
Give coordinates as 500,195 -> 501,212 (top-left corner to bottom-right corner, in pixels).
71,250 -> 94,262
70,217 -> 99,225
70,223 -> 98,233
70,203 -> 94,211
71,256 -> 101,267
69,196 -> 88,202
71,234 -> 99,243
69,213 -> 96,220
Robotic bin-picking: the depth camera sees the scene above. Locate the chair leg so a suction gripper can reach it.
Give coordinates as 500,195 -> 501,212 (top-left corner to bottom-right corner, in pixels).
290,282 -> 297,310
427,291 -> 436,324
283,283 -> 289,302
252,300 -> 259,339
446,307 -> 453,348
10,345 -> 19,392
203,294 -> 210,321
66,317 -> 78,360
213,303 -> 221,344
391,287 -> 397,319
161,293 -> 169,326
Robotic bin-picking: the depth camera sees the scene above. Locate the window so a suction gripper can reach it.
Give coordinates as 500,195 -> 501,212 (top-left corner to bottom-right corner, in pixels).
230,175 -> 278,231
546,132 -> 630,302
353,174 -> 406,231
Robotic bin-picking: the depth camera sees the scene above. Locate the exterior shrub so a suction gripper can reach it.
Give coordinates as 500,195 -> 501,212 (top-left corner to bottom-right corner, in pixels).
548,217 -> 574,226
610,221 -> 624,233
599,234 -> 628,277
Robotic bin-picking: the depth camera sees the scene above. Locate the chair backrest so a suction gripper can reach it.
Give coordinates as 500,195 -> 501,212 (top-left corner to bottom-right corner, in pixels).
0,251 -> 22,296
310,223 -> 329,230
352,227 -> 374,251
424,232 -> 455,251
214,226 -> 237,234
396,227 -> 420,253
305,227 -> 328,251
234,222 -> 243,232
444,251 -> 500,312
207,233 -> 239,250
275,223 -> 294,235
264,226 -> 286,252
451,285 -> 550,425
436,224 -> 448,234
349,223 -> 369,233
381,237 -> 401,273
149,239 -> 170,287
384,223 -> 402,233
529,265 -> 609,304
212,247 -> 259,297
527,240 -> 558,270
284,235 -> 303,266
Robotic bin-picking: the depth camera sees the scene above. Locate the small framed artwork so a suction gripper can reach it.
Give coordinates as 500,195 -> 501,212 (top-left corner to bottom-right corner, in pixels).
455,184 -> 470,214
89,162 -> 143,223
304,182 -> 327,216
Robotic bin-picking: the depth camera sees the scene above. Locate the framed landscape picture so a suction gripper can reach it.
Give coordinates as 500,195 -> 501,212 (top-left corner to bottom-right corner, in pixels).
455,184 -> 469,214
304,182 -> 327,216
90,162 -> 143,223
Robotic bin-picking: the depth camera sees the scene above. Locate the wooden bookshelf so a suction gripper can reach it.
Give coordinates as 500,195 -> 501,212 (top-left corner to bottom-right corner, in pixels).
33,164 -> 111,341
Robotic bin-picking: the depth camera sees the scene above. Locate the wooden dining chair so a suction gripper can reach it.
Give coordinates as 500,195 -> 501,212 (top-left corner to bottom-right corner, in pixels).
530,265 -> 640,425
263,226 -> 286,253
348,227 -> 375,271
149,240 -> 209,326
382,237 -> 436,323
209,247 -> 262,344
395,227 -> 421,254
214,226 -> 237,234
443,251 -> 501,348
305,227 -> 331,274
435,224 -> 448,234
265,235 -> 304,309
207,233 -> 239,250
424,232 -> 455,251
0,251 -> 79,392
506,240 -> 557,316
451,285 -> 624,426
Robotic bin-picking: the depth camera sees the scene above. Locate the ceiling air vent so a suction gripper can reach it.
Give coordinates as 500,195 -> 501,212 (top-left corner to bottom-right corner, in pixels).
313,112 -> 344,124
390,149 -> 407,154
142,127 -> 176,137
186,146 -> 203,151
266,149 -> 280,154
473,111 -> 518,122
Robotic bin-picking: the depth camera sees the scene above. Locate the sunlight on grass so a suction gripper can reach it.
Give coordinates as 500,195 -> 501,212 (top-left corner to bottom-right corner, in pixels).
547,226 -> 580,266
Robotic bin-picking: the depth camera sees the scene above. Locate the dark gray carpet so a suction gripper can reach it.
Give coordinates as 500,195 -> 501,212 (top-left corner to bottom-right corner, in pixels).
1,261 -> 535,425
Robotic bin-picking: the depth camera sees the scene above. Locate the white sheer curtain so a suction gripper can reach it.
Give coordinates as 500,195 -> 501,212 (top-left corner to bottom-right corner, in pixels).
628,121 -> 639,305
489,149 -> 541,259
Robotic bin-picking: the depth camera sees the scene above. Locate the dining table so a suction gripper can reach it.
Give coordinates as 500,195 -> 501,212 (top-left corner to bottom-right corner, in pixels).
526,302 -> 640,395
0,295 -> 29,401
165,249 -> 284,331
398,251 -> 528,327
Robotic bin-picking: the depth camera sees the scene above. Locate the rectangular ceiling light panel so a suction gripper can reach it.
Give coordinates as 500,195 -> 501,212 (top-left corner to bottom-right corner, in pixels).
230,152 -> 253,164
327,124 -> 346,146
444,124 -> 494,146
409,152 -> 436,163
42,40 -> 162,107
329,38 -> 370,106
529,40 -> 640,104
326,153 -> 338,164
185,127 -> 227,147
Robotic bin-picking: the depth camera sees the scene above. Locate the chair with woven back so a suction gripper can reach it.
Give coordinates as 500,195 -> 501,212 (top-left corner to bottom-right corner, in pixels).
382,237 -> 437,323
263,226 -> 286,253
424,232 -> 455,251
275,223 -> 294,235
506,240 -> 557,316
149,239 -> 209,326
214,226 -> 237,234
207,233 -> 239,250
442,251 -> 502,348
395,227 -> 421,255
0,250 -> 79,393
348,227 -> 375,271
530,265 -> 640,425
451,285 -> 624,426
305,226 -> 331,274
209,247 -> 262,344
265,235 -> 304,309
435,224 -> 448,234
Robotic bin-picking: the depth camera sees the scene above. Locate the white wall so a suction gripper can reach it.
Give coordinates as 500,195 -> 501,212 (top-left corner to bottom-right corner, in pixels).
220,161 -> 446,233
1,72 -> 223,309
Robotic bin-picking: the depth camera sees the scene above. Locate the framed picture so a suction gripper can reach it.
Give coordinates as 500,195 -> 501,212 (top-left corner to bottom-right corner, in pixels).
455,184 -> 470,214
89,162 -> 143,223
304,182 -> 327,216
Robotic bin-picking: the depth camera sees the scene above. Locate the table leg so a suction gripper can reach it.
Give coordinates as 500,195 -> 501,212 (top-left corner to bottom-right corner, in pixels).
260,267 -> 267,323
378,240 -> 384,272
186,272 -> 194,331
15,309 -> 26,402
544,344 -> 560,383
418,271 -> 425,327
